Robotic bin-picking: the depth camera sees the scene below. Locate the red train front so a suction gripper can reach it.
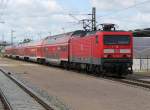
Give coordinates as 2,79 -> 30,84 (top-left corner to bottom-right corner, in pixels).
70,25 -> 133,76
102,32 -> 133,75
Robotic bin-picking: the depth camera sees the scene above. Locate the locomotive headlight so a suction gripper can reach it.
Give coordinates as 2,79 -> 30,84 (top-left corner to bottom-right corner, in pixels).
104,49 -> 115,53
120,49 -> 131,53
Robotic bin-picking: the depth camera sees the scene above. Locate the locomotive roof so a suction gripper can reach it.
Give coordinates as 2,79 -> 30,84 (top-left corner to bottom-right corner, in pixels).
5,29 -> 131,49
45,30 -> 130,40
45,30 -> 86,39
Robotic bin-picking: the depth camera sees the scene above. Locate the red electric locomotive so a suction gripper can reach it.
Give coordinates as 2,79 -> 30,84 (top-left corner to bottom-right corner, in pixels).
4,24 -> 133,76
70,31 -> 133,76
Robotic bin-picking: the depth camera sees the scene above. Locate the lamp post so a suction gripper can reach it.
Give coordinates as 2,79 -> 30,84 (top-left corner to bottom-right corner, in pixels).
0,21 -> 5,45
11,30 -> 15,45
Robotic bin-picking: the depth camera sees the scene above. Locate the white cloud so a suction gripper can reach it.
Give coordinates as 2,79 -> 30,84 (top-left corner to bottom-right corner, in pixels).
129,12 -> 150,24
1,0 -> 67,41
90,0 -> 150,30
26,26 -> 34,32
15,0 -> 31,5
51,14 -> 72,23
42,0 -> 62,12
117,0 -> 136,7
91,0 -> 136,11
7,0 -> 62,16
1,0 -> 150,42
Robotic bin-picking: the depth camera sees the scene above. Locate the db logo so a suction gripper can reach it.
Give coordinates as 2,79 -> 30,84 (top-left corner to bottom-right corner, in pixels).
116,45 -> 119,49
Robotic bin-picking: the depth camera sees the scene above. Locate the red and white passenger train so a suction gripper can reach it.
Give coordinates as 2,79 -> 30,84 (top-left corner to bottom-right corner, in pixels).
4,24 -> 133,76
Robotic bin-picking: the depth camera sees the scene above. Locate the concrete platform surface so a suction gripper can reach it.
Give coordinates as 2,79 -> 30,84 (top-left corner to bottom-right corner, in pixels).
0,70 -> 46,110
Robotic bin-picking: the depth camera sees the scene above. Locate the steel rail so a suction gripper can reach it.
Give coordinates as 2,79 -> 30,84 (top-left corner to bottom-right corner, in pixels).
127,76 -> 150,85
104,76 -> 150,90
0,69 -> 56,110
0,88 -> 12,110
117,78 -> 150,89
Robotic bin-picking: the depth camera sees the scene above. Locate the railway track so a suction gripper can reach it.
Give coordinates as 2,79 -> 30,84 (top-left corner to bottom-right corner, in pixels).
69,68 -> 150,90
122,78 -> 150,89
0,99 -> 4,110
70,68 -> 150,90
127,76 -> 150,85
77,69 -> 150,90
0,88 -> 12,110
0,69 -> 55,110
103,76 -> 150,90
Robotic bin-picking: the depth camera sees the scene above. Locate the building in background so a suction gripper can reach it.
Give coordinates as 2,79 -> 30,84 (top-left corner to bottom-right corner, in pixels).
133,28 -> 150,71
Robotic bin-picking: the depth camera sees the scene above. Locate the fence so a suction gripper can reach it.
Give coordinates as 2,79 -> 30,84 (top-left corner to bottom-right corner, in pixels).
133,58 -> 150,72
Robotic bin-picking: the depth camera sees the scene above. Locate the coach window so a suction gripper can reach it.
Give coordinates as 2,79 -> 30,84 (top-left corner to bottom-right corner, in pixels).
48,38 -> 53,44
61,46 -> 67,51
96,35 -> 98,44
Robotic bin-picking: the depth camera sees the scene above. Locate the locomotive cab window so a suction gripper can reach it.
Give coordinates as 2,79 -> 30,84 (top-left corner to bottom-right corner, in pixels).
104,35 -> 130,45
96,35 -> 99,44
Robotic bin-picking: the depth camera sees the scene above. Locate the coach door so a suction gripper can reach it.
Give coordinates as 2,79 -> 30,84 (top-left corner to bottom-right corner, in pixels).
36,47 -> 42,57
44,46 -> 49,58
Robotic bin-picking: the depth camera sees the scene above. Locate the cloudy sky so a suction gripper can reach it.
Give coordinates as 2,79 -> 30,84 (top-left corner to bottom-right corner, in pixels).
0,0 -> 150,42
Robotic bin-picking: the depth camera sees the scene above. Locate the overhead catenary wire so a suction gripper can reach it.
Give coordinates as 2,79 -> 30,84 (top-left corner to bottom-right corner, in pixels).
93,0 -> 150,30
97,0 -> 150,19
59,0 -> 150,31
